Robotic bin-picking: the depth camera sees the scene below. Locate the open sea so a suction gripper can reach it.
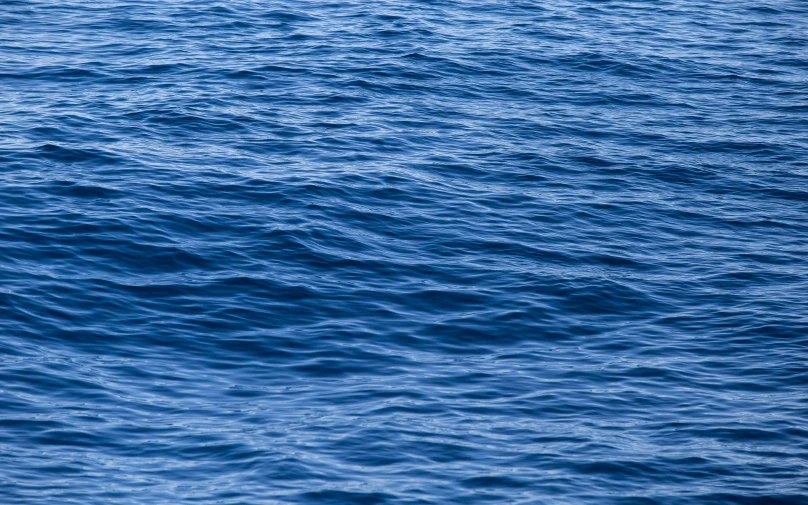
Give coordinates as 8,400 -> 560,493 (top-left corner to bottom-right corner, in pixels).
1,1 -> 807,503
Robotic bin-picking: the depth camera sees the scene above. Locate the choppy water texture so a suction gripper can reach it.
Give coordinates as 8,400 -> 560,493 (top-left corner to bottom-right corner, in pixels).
2,0 -> 808,503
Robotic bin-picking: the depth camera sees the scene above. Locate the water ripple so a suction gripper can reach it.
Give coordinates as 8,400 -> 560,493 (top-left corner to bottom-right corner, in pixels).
1,0 -> 807,504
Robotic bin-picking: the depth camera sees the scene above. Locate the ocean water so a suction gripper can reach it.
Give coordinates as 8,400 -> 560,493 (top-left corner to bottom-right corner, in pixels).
1,0 -> 807,503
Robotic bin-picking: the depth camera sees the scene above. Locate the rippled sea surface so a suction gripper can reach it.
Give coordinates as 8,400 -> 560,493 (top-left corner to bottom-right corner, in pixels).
2,1 -> 807,503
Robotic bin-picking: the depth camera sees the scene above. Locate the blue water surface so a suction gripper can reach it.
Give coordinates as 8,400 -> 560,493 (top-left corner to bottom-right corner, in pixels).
1,1 -> 807,503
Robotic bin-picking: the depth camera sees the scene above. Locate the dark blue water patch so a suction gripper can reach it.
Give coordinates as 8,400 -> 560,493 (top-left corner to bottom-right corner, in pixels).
1,0 -> 808,504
